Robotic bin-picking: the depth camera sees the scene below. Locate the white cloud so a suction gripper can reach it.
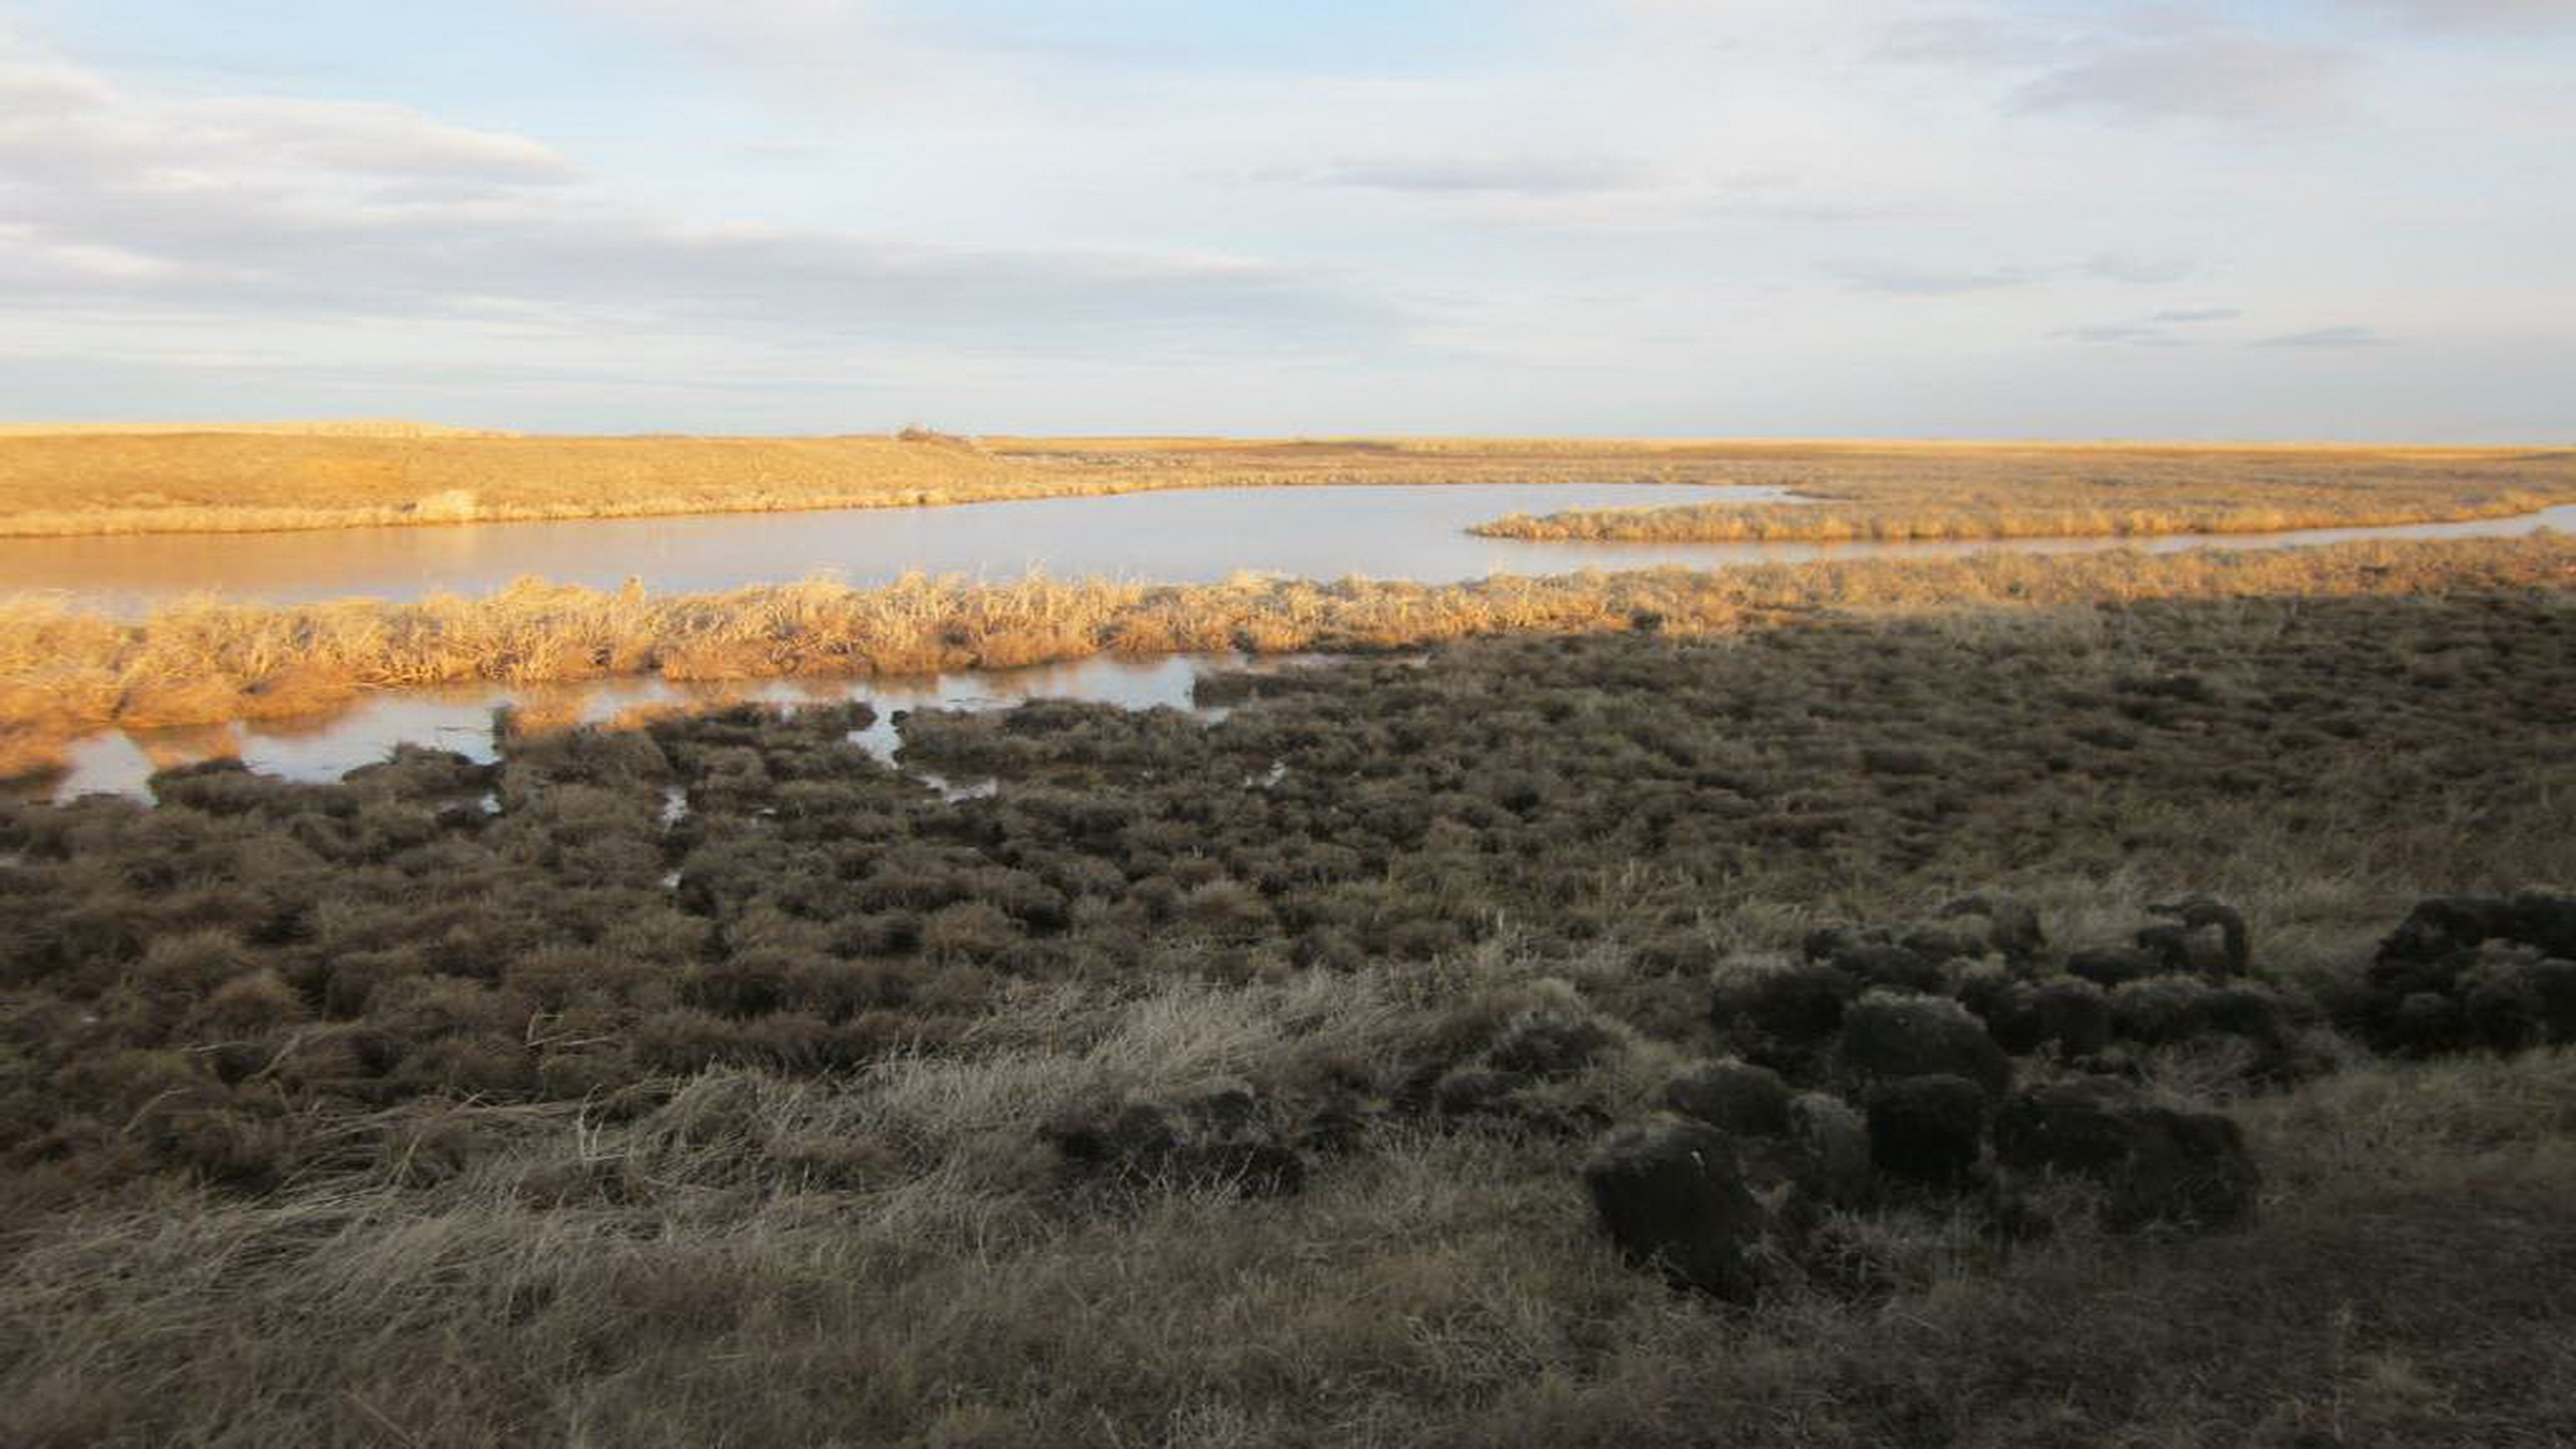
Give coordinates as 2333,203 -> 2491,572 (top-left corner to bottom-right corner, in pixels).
1833,261 -> 2047,296
0,23 -> 1396,359
558,0 -> 874,46
2085,253 -> 2197,285
2014,34 -> 2354,125
2257,325 -> 2401,348
1833,255 -> 2196,296
0,25 -> 576,191
2059,305 -> 2242,347
1296,153 -> 1665,196
0,4 -> 2566,435
2351,0 -> 2576,32
191,98 -> 577,182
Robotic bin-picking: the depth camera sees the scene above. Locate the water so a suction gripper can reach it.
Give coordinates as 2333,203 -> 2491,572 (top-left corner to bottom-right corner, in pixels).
31,651 -> 1309,802
0,482 -> 1797,608
6,482 -> 2569,612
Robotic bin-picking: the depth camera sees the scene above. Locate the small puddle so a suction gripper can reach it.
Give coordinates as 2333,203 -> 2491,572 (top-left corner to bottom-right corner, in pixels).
17,651 -> 1326,803
909,770 -> 1001,802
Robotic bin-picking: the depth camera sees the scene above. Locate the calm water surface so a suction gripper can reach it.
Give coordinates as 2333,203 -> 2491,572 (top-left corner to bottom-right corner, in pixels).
6,484 -> 2569,611
4,482 -> 1795,607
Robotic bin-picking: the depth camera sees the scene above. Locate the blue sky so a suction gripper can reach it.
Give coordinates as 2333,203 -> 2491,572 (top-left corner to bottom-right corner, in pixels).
1,0 -> 2569,437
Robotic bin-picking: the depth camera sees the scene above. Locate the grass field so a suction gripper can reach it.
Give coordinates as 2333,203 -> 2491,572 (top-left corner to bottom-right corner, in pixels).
3,576 -> 2572,1445
1468,442 -> 2576,544
5,428 -> 2573,540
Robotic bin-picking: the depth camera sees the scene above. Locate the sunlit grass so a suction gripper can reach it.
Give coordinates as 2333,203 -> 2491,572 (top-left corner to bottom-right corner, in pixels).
1468,442 -> 2576,544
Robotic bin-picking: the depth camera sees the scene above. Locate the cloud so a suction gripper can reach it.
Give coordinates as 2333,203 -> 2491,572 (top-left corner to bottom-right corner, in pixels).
2014,35 -> 2355,125
1832,261 -> 2048,296
0,23 -> 1396,357
1875,12 -> 2065,66
2257,325 -> 2400,348
191,98 -> 577,183
2060,306 -> 2240,346
2350,0 -> 2576,32
541,0 -> 1012,108
0,27 -> 576,194
1297,153 -> 1663,196
556,0 -> 873,48
2085,252 -> 2196,285
2061,322 -> 2188,346
1833,253 -> 2198,297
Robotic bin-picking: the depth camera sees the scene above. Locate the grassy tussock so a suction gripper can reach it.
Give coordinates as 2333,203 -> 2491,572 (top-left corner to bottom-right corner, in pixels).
4,589 -> 2575,1443
1470,445 -> 2576,542
3,534 -> 2571,750
3,981 -> 2571,1446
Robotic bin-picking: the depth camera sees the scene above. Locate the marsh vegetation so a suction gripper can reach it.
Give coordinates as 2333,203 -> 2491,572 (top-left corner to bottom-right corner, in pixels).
6,532 -> 2572,784
3,575 -> 2572,1444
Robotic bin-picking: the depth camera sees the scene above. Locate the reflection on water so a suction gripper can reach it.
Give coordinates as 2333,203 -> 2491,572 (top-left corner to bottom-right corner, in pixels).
0,482 -> 1796,609
5,485 -> 2571,617
31,651 -> 1305,802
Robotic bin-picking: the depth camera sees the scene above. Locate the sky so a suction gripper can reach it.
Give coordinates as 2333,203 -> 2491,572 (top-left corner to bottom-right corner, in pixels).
0,0 -> 2570,438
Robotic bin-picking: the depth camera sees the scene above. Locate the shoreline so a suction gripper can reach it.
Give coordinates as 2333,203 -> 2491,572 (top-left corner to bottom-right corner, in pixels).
6,531 -> 2571,776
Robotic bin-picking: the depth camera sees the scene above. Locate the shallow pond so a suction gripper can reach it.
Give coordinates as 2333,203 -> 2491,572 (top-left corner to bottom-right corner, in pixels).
1,482 -> 1794,607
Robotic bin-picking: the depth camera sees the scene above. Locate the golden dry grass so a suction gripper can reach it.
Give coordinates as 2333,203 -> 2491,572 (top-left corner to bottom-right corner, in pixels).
8,429 -> 2573,540
1468,443 -> 2576,542
0,430 -> 1734,537
0,431 -> 1023,536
